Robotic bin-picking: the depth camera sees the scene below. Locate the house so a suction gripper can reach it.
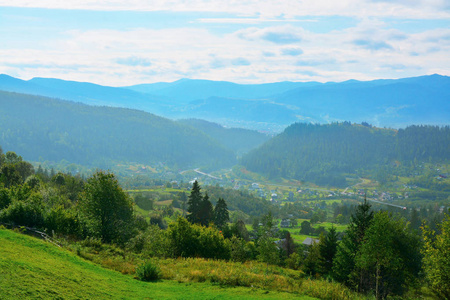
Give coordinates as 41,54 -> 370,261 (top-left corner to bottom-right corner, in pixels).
302,237 -> 319,246
280,219 -> 290,228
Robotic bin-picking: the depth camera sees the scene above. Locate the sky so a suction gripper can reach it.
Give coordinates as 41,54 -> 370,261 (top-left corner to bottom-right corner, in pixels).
0,1 -> 449,86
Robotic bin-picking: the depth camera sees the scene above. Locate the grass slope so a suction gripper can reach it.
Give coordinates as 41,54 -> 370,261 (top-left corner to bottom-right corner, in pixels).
0,229 -> 315,299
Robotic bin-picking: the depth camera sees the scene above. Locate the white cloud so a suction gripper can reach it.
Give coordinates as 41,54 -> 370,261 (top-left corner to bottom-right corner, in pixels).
1,0 -> 449,19
0,5 -> 449,85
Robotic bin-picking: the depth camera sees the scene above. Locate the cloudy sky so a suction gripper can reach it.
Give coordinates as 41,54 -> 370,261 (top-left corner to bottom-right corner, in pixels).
0,1 -> 449,86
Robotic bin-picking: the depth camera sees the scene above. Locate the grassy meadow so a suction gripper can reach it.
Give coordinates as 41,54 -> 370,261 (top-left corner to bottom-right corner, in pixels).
0,228 -> 318,300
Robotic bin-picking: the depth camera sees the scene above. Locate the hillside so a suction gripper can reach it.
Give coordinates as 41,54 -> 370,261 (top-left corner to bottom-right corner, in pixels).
0,91 -> 236,169
0,229 -> 309,299
178,118 -> 270,156
241,122 -> 450,186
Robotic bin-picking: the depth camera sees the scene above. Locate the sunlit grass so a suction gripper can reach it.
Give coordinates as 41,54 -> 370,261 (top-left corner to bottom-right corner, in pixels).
0,229 -> 315,300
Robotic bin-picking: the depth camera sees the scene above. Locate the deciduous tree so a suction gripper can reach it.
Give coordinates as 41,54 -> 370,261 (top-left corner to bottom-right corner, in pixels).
422,214 -> 450,299
79,171 -> 134,244
356,211 -> 422,299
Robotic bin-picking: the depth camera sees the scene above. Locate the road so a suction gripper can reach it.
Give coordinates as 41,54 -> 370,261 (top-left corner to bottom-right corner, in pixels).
179,168 -> 221,180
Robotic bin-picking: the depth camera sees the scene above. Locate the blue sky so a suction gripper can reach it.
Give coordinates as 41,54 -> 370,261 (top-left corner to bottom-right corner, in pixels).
0,1 -> 449,86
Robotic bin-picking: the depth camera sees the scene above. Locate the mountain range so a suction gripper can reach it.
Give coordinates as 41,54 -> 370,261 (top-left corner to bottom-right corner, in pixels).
1,74 -> 449,132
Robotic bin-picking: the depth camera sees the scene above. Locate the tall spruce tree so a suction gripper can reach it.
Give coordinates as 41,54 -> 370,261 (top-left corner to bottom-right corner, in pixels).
187,180 -> 202,224
199,192 -> 214,226
319,225 -> 338,277
332,198 -> 373,291
214,198 -> 229,229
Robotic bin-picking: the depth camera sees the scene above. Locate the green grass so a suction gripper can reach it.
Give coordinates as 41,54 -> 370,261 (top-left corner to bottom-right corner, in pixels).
0,229 -> 316,299
275,220 -> 348,243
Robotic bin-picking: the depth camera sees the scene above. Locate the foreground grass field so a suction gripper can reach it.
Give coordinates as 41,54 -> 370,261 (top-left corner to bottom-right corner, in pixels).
0,229 -> 317,300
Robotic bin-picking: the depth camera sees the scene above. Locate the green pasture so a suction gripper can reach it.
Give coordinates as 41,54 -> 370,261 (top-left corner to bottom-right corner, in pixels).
0,229 -> 315,300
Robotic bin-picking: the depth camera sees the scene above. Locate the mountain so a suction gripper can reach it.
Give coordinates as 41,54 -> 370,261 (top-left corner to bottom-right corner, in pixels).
1,74 -> 449,132
178,119 -> 270,156
0,91 -> 236,169
273,74 -> 450,128
125,78 -> 317,103
241,122 -> 450,186
177,97 -> 299,129
0,74 -> 171,116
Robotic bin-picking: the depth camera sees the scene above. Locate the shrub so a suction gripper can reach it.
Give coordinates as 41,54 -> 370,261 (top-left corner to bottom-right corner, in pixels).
135,261 -> 161,282
229,235 -> 249,262
45,205 -> 81,237
0,187 -> 11,210
167,217 -> 230,259
127,225 -> 170,258
80,236 -> 104,251
0,195 -> 45,227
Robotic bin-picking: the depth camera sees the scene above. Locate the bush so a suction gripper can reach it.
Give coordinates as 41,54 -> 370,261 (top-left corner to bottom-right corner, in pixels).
0,187 -> 11,210
45,205 -> 81,237
0,195 -> 45,227
135,261 -> 161,282
127,225 -> 170,258
167,217 -> 230,259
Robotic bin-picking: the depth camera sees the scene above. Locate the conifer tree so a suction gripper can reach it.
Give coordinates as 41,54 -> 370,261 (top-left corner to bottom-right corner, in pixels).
282,231 -> 296,257
319,225 -> 338,277
199,192 -> 214,226
214,198 -> 229,229
333,198 -> 373,291
187,180 -> 202,224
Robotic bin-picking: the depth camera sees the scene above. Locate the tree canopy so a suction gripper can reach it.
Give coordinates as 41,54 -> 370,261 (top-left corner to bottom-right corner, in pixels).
79,171 -> 134,244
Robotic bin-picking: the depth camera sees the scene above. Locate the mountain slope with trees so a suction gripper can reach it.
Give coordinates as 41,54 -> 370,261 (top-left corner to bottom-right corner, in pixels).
241,122 -> 450,186
0,91 -> 236,169
178,119 -> 270,156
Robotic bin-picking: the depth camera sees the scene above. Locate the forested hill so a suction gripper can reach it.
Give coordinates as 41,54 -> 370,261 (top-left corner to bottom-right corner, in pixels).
0,91 -> 236,168
241,123 -> 450,185
178,119 -> 270,156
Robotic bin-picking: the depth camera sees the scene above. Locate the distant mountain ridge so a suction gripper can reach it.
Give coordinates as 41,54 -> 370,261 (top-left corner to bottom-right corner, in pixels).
0,74 -> 449,131
178,119 -> 270,156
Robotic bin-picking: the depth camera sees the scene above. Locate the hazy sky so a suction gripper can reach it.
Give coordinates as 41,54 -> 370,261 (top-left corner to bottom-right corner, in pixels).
1,1 -> 449,86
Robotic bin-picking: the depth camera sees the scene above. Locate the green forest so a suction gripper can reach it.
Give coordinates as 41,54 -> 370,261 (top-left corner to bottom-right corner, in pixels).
241,122 -> 450,187
0,91 -> 237,169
